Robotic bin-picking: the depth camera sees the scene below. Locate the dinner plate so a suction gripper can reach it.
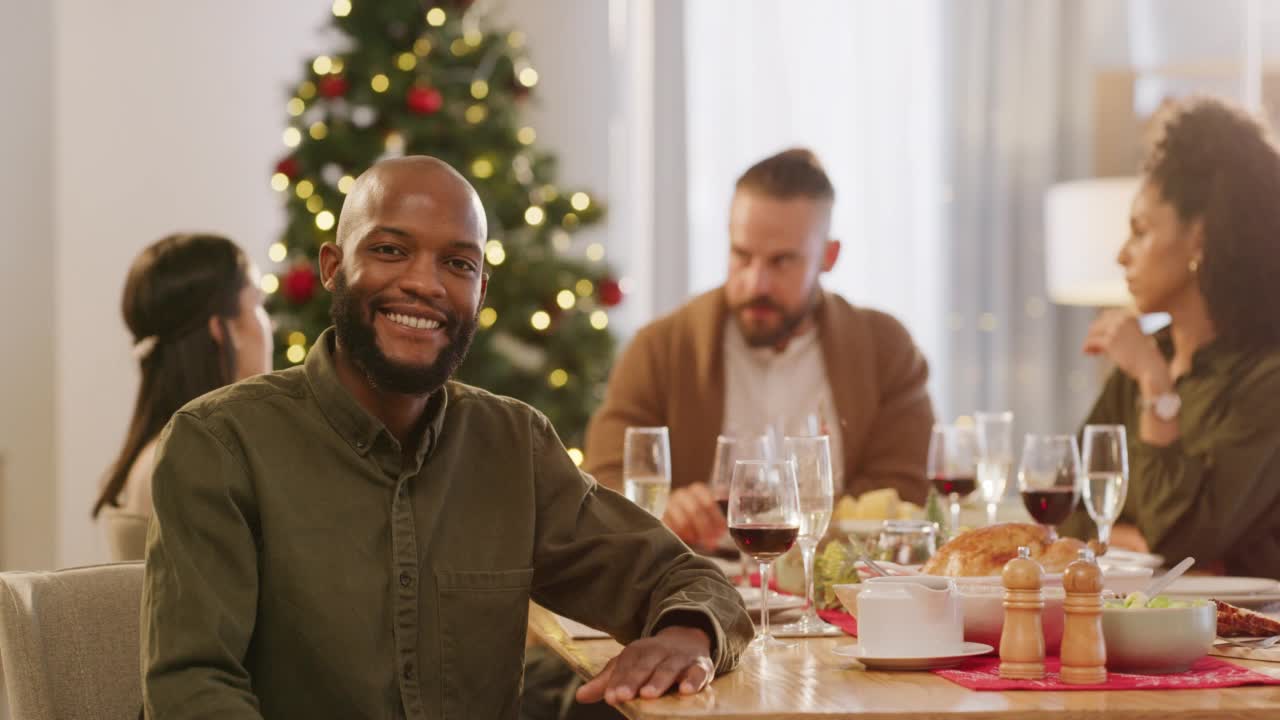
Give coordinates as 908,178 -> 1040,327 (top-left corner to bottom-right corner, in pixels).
1099,548 -> 1165,569
831,641 -> 994,670
1164,576 -> 1280,596
737,587 -> 807,614
1161,576 -> 1280,607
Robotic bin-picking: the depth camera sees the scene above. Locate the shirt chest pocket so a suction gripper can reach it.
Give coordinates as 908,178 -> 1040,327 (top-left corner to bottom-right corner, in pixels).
436,568 -> 535,720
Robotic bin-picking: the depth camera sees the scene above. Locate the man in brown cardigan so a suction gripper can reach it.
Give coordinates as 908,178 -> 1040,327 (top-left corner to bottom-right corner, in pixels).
583,148 -> 935,549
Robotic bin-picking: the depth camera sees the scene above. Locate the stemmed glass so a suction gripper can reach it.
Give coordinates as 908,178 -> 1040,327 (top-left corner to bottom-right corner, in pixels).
774,435 -> 840,637
728,459 -> 801,652
1016,434 -> 1082,536
1081,424 -> 1129,550
926,424 -> 978,538
623,426 -> 671,519
710,434 -> 772,585
976,411 -> 1014,526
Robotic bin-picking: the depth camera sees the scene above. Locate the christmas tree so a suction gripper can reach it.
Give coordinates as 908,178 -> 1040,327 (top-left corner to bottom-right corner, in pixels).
264,0 -> 621,454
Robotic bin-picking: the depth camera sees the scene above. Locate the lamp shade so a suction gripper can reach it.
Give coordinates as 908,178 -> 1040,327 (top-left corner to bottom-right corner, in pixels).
1044,177 -> 1139,306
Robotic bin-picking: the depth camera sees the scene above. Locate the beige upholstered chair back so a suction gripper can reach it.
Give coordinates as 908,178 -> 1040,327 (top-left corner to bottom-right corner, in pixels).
101,510 -> 150,562
0,562 -> 144,720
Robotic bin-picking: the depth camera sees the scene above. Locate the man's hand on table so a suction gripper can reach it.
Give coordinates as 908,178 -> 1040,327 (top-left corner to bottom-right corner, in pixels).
1108,523 -> 1151,553
662,483 -> 727,550
575,625 -> 716,705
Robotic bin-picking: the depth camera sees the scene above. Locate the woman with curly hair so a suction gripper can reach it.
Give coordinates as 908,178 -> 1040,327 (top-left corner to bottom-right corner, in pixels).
1059,96 -> 1280,578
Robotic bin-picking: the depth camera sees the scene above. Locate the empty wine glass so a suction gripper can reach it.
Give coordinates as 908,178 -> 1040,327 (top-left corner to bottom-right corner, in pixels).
774,435 -> 841,637
728,459 -> 801,652
976,411 -> 1014,526
926,424 -> 978,538
623,427 -> 671,518
1017,434 -> 1082,536
1081,424 -> 1129,550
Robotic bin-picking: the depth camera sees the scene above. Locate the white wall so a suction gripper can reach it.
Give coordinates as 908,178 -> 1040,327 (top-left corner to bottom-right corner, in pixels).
0,1 -> 56,571
52,1 -> 337,567
47,0 -> 619,568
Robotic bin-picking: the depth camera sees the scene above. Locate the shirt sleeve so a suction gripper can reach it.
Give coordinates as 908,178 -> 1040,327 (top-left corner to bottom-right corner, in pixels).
529,412 -> 754,675
141,412 -> 264,719
582,326 -> 668,492
1132,375 -> 1280,575
843,314 -> 935,505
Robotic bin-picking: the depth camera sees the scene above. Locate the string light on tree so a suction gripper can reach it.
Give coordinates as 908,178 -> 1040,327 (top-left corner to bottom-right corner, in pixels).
414,37 -> 433,56
371,74 -> 390,93
287,98 -> 306,116
556,290 -> 576,310
298,81 -> 317,99
575,279 -> 594,297
471,157 -> 494,179
478,307 -> 498,328
470,80 -> 489,100
585,243 -> 605,262
338,175 -> 356,193
309,122 -> 328,140
288,331 -> 307,346
465,104 -> 488,124
484,240 -> 506,265
548,369 -> 569,388
312,56 -> 333,74
286,345 -> 306,364
589,310 -> 609,330
517,127 -> 536,145
508,31 -> 526,49
530,311 -> 551,331
426,8 -> 446,26
268,243 -> 288,263
315,211 -> 336,231
397,52 -> 417,71
570,192 -> 591,211
306,196 -> 325,213
283,127 -> 302,147
271,173 -> 290,192
261,273 -> 280,294
524,206 -> 545,226
331,0 -> 351,18
517,66 -> 539,88
295,180 -> 315,199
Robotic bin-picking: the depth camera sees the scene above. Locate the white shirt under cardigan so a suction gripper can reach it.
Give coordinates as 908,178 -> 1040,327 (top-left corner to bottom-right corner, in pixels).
721,319 -> 845,494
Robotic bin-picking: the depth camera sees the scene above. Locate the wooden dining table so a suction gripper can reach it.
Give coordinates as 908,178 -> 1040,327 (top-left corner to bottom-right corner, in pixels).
529,603 -> 1280,719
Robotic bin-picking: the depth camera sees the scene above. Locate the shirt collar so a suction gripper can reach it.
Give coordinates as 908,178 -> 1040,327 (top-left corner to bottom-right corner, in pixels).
304,327 -> 448,461
726,315 -> 820,366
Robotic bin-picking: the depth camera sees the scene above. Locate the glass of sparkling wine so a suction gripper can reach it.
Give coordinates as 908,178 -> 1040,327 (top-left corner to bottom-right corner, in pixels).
623,426 -> 672,518
1081,424 -> 1129,549
774,435 -> 840,637
976,411 -> 1014,526
729,459 -> 801,652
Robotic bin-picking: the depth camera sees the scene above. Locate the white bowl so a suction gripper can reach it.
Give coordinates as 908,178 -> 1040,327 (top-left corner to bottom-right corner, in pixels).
1101,604 -> 1216,674
957,585 -> 1066,653
945,566 -> 1152,595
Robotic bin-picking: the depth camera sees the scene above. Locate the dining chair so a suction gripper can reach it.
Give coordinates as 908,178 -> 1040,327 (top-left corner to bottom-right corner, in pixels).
0,562 -> 144,720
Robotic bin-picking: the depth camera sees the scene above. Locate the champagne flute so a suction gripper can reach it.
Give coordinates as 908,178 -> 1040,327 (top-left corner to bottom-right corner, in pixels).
774,435 -> 841,637
710,434 -> 771,585
926,424 -> 978,538
1016,434 -> 1082,536
976,411 -> 1014,526
729,459 -> 801,652
623,426 -> 671,518
1081,424 -> 1129,550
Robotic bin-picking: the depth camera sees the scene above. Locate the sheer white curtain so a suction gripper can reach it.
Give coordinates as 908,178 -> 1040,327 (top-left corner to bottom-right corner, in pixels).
683,0 -> 948,404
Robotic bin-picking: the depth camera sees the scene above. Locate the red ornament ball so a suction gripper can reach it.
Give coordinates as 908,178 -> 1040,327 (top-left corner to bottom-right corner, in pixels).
282,263 -> 318,305
318,75 -> 349,99
275,156 -> 300,179
597,278 -> 623,307
406,86 -> 444,115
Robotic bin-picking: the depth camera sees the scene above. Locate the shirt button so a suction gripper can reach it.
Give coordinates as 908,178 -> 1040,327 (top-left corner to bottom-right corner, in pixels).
399,572 -> 412,588
403,662 -> 414,679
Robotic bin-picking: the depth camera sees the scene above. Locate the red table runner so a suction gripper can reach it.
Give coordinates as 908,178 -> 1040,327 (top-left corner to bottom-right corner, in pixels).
934,656 -> 1280,691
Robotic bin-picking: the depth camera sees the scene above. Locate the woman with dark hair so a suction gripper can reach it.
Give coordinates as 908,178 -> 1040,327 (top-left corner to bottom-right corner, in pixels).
93,233 -> 272,560
1060,97 -> 1280,579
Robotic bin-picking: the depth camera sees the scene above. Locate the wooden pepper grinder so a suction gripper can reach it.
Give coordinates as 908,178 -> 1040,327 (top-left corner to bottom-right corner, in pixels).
1060,548 -> 1107,684
999,546 -> 1045,680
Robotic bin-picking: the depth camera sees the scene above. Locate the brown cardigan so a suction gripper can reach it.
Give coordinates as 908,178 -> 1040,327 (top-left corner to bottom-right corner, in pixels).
583,287 -> 935,504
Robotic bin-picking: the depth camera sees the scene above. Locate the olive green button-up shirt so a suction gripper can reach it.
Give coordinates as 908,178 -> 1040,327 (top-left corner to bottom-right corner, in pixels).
141,328 -> 752,719
1060,333 -> 1280,579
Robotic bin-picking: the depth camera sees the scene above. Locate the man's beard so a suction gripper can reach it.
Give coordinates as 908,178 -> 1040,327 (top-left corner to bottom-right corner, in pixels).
329,272 -> 477,395
731,285 -> 820,348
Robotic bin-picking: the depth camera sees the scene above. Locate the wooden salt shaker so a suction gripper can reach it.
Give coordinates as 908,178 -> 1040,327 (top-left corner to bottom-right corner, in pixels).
999,546 -> 1045,680
1060,548 -> 1107,684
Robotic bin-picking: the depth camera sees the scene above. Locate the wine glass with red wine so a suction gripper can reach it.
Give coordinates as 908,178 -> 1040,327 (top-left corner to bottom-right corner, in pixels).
1016,434 -> 1082,537
728,459 -> 801,652
926,424 -> 979,539
710,434 -> 772,585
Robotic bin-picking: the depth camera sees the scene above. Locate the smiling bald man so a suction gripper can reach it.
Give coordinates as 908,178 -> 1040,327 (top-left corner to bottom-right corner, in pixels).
140,156 -> 752,719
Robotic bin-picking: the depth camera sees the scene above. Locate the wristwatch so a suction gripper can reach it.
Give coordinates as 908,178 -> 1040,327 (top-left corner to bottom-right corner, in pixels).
1138,390 -> 1182,421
